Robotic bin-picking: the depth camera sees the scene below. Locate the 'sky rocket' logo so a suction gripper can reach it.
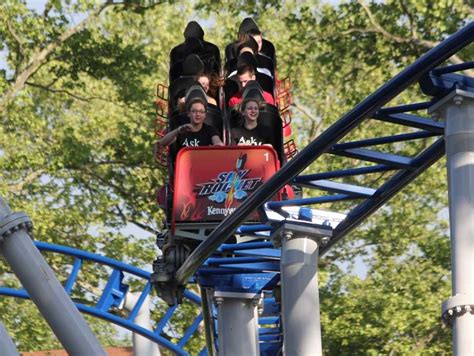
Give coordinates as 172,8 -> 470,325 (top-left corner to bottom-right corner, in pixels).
195,153 -> 262,207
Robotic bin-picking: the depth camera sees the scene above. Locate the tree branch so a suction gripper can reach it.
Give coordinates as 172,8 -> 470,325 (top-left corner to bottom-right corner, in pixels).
72,172 -> 158,235
4,19 -> 24,53
4,18 -> 26,77
8,169 -> 46,193
356,0 -> 474,76
26,81 -> 92,101
76,167 -> 158,235
340,27 -> 378,36
0,1 -> 114,116
413,39 -> 474,76
115,204 -> 158,235
357,0 -> 411,44
25,80 -> 145,113
399,0 -> 418,40
291,101 -> 325,139
110,1 -> 165,11
412,327 -> 439,352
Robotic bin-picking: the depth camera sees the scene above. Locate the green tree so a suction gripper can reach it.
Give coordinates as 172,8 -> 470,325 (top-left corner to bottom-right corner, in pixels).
0,0 -> 195,350
278,1 -> 470,354
1,0 -> 472,353
195,0 -> 471,353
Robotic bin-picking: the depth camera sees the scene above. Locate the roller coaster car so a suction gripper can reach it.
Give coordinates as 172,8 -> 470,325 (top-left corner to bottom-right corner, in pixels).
154,20 -> 293,305
154,141 -> 282,305
154,141 -> 283,306
163,105 -> 283,243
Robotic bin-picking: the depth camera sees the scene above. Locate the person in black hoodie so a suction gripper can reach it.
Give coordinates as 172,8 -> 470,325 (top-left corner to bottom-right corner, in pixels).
170,21 -> 220,74
225,18 -> 275,62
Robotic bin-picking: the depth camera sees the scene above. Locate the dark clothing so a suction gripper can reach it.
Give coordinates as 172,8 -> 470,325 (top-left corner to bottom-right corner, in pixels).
184,21 -> 205,40
170,39 -> 204,67
170,39 -> 221,75
231,125 -> 272,146
225,54 -> 275,79
177,123 -> 219,150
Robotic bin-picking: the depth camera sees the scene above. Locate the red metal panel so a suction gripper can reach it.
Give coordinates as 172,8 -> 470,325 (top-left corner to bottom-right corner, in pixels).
173,146 -> 280,223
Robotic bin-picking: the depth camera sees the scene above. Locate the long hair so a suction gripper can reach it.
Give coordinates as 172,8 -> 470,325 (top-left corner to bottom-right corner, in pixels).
196,72 -> 221,100
238,98 -> 261,127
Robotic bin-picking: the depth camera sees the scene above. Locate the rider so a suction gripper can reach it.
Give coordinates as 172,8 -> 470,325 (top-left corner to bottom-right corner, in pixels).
231,98 -> 272,146
159,93 -> 223,150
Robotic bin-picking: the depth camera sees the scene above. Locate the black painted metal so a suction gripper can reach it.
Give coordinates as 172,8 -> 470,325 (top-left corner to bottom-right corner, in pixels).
331,148 -> 415,169
376,102 -> 432,115
374,113 -> 445,132
296,180 -> 376,198
432,61 -> 474,75
266,194 -> 354,210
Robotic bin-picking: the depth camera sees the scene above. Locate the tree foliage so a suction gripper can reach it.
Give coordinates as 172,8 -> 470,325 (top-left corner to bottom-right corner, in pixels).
0,0 -> 181,350
0,0 -> 472,353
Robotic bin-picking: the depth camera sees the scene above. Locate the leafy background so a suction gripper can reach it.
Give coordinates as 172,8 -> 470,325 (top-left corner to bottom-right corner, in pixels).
0,0 -> 472,353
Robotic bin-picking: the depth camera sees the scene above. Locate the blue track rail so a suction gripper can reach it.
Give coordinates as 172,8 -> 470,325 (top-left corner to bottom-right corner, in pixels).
178,21 -> 473,355
176,21 -> 474,284
0,241 -> 202,356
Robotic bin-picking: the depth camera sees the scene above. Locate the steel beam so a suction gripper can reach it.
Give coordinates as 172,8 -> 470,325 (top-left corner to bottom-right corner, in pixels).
175,23 -> 474,285
200,288 -> 217,356
430,89 -> 474,355
0,320 -> 18,356
214,291 -> 260,356
0,197 -> 106,355
272,222 -> 332,356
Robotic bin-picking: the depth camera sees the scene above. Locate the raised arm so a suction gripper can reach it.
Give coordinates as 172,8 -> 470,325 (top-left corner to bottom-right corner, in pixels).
158,124 -> 190,147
